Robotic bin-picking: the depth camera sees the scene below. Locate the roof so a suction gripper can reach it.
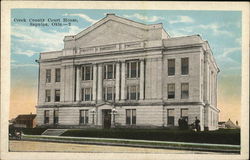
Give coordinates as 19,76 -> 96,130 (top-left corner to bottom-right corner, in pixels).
64,13 -> 168,41
15,114 -> 36,121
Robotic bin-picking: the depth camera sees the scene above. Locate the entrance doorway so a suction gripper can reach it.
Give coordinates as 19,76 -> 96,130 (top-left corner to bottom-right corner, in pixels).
102,109 -> 111,128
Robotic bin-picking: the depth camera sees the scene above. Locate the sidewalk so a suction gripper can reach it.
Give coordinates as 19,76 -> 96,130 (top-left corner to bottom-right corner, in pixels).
22,134 -> 240,153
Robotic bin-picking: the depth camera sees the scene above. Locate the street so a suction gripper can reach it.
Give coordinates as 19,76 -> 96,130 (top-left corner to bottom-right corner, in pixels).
9,140 -> 225,154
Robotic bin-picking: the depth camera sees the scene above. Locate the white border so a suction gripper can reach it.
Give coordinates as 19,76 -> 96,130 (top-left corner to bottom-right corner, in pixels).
1,1 -> 249,160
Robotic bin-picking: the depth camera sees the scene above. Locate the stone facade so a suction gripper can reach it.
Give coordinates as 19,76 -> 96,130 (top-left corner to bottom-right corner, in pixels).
36,14 -> 220,130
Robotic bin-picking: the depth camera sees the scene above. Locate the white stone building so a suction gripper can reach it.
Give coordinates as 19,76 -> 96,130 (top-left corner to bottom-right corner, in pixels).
36,14 -> 220,130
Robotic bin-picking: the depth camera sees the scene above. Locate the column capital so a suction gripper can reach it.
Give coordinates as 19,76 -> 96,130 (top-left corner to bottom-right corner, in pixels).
139,58 -> 145,61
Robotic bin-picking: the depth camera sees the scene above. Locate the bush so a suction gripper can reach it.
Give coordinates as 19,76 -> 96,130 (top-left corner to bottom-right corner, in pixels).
21,128 -> 47,135
61,128 -> 240,145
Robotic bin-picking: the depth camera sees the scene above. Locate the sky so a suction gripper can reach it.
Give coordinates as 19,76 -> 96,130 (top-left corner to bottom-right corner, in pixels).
10,9 -> 242,124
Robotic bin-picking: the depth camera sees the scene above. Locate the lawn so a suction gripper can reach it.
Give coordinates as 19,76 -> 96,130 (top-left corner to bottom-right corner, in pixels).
61,128 -> 240,145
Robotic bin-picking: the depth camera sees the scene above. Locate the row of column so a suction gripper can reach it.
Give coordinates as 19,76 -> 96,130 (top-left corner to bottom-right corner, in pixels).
75,59 -> 145,102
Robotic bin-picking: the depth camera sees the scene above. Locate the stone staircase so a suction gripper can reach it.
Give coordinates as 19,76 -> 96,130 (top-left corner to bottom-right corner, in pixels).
41,129 -> 67,136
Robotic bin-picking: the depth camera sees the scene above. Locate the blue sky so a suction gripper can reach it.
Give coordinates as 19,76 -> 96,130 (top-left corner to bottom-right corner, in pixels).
10,9 -> 242,121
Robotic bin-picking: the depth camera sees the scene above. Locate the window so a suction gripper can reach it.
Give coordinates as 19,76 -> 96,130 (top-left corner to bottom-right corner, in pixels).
181,58 -> 189,75
80,110 -> 89,124
126,109 -> 136,125
103,87 -> 115,101
44,110 -> 49,124
55,89 -> 60,102
167,84 -> 175,99
104,64 -> 116,79
82,65 -> 93,81
168,59 -> 175,76
54,110 -> 59,124
45,90 -> 51,102
82,88 -> 92,101
55,68 -> 61,82
181,108 -> 188,122
127,61 -> 140,78
181,83 -> 189,99
127,85 -> 139,100
167,109 -> 174,126
46,69 -> 51,83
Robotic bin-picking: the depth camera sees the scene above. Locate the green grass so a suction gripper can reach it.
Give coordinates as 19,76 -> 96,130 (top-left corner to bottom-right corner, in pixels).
61,128 -> 240,145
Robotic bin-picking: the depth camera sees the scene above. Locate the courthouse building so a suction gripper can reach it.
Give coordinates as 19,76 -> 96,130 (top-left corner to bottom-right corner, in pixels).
36,14 -> 220,130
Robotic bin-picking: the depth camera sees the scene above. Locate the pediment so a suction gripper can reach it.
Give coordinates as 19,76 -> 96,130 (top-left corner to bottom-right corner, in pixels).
75,20 -> 147,48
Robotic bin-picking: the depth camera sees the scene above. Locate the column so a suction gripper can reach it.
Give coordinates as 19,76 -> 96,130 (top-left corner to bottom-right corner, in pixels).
97,63 -> 103,102
115,62 -> 120,101
92,64 -> 97,101
120,60 -> 126,101
139,59 -> 145,100
75,65 -> 81,101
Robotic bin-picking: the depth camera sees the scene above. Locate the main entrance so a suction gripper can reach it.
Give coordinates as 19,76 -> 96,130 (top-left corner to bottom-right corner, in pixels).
102,109 -> 111,128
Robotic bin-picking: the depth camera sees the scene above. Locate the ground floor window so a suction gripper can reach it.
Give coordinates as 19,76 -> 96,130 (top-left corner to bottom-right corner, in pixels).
167,109 -> 174,126
80,110 -> 89,124
126,109 -> 136,125
181,108 -> 188,122
54,110 -> 59,124
44,110 -> 49,124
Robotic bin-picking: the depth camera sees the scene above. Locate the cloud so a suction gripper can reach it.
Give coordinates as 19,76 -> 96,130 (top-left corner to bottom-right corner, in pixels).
196,23 -> 233,37
123,13 -> 164,22
169,16 -> 194,24
221,47 -> 241,57
63,13 -> 98,24
11,24 -> 83,56
12,63 -> 38,68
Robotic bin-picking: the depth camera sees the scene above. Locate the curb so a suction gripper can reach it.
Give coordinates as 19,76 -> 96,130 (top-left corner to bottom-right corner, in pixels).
21,135 -> 240,154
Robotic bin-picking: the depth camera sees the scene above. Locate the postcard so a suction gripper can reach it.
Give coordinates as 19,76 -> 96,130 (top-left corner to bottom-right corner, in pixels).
1,1 -> 249,160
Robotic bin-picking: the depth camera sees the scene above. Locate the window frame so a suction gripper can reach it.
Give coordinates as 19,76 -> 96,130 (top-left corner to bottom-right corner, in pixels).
45,89 -> 51,102
167,109 -> 175,126
181,83 -> 189,99
55,68 -> 61,82
82,65 -> 93,81
126,61 -> 140,78
103,86 -> 115,101
168,59 -> 175,76
181,108 -> 189,122
127,85 -> 139,100
167,83 -> 175,99
79,110 -> 89,125
44,110 -> 50,124
53,110 -> 59,124
104,63 -> 116,80
45,69 -> 51,83
181,57 -> 189,75
54,89 -> 60,102
126,109 -> 136,125
82,88 -> 92,101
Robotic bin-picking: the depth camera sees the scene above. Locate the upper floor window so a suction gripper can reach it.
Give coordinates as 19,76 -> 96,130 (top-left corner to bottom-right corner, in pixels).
103,87 -> 115,101
82,88 -> 92,101
46,69 -> 51,83
181,83 -> 189,99
82,65 -> 93,81
181,58 -> 189,75
168,59 -> 175,76
127,85 -> 139,100
104,63 -> 116,79
45,89 -> 51,102
79,110 -> 89,124
55,89 -> 60,102
127,61 -> 140,78
167,84 -> 175,99
126,109 -> 136,125
55,68 -> 61,82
